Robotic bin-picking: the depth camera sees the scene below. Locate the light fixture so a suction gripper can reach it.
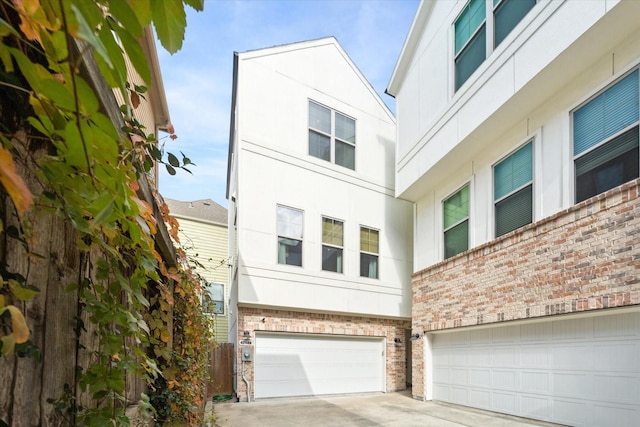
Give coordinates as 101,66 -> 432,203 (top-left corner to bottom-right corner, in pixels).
243,330 -> 250,338
394,338 -> 402,344
409,333 -> 420,341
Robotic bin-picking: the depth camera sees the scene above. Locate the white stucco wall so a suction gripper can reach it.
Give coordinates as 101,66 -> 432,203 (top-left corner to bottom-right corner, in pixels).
231,39 -> 413,318
390,0 -> 640,271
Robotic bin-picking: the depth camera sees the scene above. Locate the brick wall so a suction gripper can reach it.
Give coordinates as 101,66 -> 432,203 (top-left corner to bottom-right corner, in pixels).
235,306 -> 410,401
411,179 -> 640,398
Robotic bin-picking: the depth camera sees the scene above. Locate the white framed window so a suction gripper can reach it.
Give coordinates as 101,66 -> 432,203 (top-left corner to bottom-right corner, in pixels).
203,282 -> 225,315
277,205 -> 303,266
572,68 -> 639,203
322,216 -> 344,273
360,226 -> 379,279
309,100 -> 356,170
494,140 -> 533,237
443,184 -> 469,259
454,0 -> 536,90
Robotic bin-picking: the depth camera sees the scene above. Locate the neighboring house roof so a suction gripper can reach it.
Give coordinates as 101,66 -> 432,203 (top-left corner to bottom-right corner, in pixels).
225,36 -> 395,199
165,198 -> 228,226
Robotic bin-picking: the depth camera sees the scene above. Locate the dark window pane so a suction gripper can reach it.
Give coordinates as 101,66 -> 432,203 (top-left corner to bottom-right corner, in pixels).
322,246 -> 343,272
575,126 -> 639,203
336,141 -> 355,170
278,237 -> 302,266
494,0 -> 536,47
495,185 -> 533,237
360,253 -> 379,278
335,113 -> 355,143
309,130 -> 330,161
455,25 -> 486,90
309,101 -> 331,134
444,220 -> 468,259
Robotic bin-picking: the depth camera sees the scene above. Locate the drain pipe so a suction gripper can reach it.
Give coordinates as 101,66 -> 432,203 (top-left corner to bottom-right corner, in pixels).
241,359 -> 251,403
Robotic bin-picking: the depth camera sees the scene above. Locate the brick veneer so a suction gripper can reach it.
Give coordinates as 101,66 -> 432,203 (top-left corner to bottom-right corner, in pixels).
235,306 -> 410,401
411,178 -> 640,399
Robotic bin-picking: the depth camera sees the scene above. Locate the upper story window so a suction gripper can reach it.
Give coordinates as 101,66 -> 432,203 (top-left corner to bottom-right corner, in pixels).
203,282 -> 225,315
322,217 -> 344,273
443,185 -> 469,259
494,141 -> 533,237
573,69 -> 639,203
455,0 -> 536,90
277,205 -> 303,266
360,226 -> 379,279
309,100 -> 356,170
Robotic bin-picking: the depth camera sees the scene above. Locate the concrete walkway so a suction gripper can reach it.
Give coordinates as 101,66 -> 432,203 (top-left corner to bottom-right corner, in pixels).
211,391 -> 563,427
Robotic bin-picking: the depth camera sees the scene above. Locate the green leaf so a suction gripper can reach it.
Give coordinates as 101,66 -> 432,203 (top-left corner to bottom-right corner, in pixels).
92,199 -> 114,226
0,17 -> 20,38
165,164 -> 176,175
71,4 -> 113,69
184,0 -> 204,11
167,152 -> 179,167
130,0 -> 152,27
151,0 -> 187,54
63,120 -> 89,169
8,280 -> 39,300
40,79 -> 75,111
108,0 -> 143,38
111,24 -> 151,86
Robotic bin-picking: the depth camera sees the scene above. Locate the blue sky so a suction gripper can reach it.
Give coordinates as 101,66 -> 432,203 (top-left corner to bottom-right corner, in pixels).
156,0 -> 420,207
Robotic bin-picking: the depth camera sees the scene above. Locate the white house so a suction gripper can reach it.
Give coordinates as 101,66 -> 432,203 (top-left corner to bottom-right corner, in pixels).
387,0 -> 640,425
226,37 -> 414,402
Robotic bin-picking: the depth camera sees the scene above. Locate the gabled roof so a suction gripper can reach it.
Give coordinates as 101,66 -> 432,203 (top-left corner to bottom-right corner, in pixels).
165,198 -> 228,226
225,36 -> 395,198
386,1 -> 432,97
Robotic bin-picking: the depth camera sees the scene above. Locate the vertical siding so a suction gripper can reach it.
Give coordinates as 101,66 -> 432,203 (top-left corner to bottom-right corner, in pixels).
176,217 -> 229,342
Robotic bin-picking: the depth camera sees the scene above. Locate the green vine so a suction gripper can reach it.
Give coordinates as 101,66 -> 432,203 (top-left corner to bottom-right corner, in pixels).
0,0 -> 211,425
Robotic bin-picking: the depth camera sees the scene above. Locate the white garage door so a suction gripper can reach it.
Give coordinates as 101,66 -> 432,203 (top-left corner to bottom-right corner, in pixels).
254,333 -> 385,398
431,311 -> 640,426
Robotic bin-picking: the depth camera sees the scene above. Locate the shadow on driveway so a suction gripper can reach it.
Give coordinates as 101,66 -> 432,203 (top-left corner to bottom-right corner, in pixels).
211,391 -> 565,427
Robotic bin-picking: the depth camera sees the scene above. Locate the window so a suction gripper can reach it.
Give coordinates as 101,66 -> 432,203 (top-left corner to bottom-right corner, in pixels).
277,205 -> 303,266
455,0 -> 536,90
573,69 -> 639,203
443,185 -> 469,259
322,217 -> 343,273
203,282 -> 225,315
309,100 -> 355,170
360,227 -> 379,279
494,141 -> 533,237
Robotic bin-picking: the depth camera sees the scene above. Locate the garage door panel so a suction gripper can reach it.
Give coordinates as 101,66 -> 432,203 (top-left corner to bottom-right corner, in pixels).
521,321 -> 552,341
493,369 -> 516,390
594,342 -> 639,372
553,344 -> 593,369
595,374 -> 640,404
521,371 -> 550,393
521,394 -> 552,419
469,388 -> 490,408
432,311 -> 640,426
254,333 -> 384,398
492,391 -> 517,414
521,345 -> 550,368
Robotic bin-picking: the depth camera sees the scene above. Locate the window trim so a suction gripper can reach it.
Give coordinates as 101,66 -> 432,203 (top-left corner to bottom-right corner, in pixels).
203,281 -> 225,316
492,139 -> 534,237
321,215 -> 345,274
359,225 -> 380,279
276,204 -> 304,267
442,183 -> 471,260
571,66 -> 640,204
308,99 -> 356,170
453,0 -> 537,92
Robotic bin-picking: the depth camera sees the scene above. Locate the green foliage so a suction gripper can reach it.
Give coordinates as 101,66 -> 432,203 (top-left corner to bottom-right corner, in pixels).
0,0 -> 212,425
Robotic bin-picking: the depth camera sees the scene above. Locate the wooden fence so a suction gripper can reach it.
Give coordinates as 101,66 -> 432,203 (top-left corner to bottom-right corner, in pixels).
207,343 -> 234,398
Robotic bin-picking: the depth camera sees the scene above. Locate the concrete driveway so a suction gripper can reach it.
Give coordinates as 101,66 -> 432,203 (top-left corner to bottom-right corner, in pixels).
212,391 -> 563,427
